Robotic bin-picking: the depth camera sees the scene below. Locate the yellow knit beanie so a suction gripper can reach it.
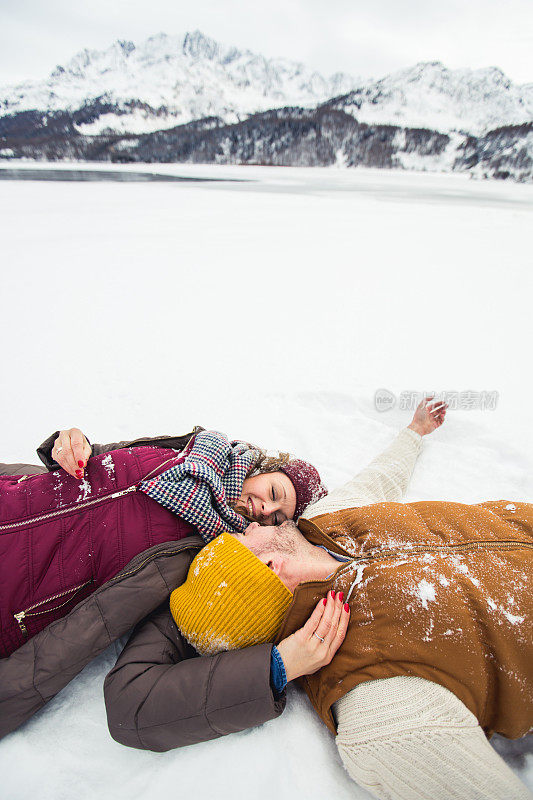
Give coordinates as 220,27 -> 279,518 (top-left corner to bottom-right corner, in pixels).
169,533 -> 293,655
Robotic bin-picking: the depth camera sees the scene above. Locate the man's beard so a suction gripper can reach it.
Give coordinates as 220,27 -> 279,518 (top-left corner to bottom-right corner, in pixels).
252,521 -> 300,558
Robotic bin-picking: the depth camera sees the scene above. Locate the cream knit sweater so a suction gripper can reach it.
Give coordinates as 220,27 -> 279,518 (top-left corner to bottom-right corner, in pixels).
301,428 -> 533,800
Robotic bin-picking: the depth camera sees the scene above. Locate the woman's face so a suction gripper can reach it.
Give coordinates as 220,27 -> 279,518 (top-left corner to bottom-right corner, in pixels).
239,471 -> 297,525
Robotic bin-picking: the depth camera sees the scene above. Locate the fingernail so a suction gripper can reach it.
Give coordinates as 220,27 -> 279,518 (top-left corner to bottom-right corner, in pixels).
330,590 -> 336,599
338,591 -> 344,602
344,603 -> 350,612
78,460 -> 84,468
323,598 -> 327,606
76,470 -> 82,477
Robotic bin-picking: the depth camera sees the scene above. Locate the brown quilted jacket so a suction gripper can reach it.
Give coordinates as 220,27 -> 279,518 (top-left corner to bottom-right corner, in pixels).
276,499 -> 533,737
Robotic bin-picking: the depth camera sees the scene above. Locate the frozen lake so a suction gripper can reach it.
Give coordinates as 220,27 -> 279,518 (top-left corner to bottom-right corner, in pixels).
1,159 -> 532,205
0,167 -> 242,183
1,161 -> 532,461
1,161 -> 532,798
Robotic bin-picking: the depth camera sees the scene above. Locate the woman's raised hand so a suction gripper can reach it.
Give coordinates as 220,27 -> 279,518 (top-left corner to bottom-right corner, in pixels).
52,428 -> 92,479
408,396 -> 448,436
276,591 -> 350,683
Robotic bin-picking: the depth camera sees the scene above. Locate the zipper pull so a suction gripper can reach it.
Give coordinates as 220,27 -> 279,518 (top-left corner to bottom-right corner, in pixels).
14,612 -> 28,637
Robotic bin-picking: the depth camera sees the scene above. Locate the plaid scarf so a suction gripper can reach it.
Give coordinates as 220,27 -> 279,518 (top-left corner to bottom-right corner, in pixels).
138,430 -> 258,543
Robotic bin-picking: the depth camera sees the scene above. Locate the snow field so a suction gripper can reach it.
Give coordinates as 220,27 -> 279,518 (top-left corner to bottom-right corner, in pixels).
0,163 -> 532,797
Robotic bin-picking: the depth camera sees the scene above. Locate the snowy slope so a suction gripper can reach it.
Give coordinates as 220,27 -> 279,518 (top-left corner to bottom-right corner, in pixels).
0,30 -> 358,134
326,61 -> 533,135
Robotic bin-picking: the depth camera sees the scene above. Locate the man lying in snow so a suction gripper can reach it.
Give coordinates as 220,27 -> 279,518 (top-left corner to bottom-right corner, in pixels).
169,470 -> 533,799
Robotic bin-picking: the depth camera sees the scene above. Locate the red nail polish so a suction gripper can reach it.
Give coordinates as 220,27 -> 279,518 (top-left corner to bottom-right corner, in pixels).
76,470 -> 82,477
323,598 -> 327,606
344,603 -> 350,612
338,591 -> 344,602
330,590 -> 335,599
78,460 -> 84,467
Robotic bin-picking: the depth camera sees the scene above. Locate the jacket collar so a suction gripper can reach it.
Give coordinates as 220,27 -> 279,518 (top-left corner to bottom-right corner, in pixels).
274,518 -> 355,643
297,517 -> 356,559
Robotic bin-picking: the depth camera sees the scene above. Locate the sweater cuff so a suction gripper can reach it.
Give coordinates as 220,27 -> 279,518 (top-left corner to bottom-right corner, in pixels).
402,426 -> 423,446
270,645 -> 288,696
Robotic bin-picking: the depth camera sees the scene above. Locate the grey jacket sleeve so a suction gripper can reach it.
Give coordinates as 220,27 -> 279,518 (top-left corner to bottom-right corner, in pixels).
104,606 -> 285,752
36,426 -> 205,471
0,462 -> 46,476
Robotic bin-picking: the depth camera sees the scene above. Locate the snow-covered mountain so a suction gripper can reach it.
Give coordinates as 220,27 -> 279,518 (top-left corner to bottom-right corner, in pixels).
0,30 -> 359,134
326,61 -> 533,135
1,31 -> 532,138
1,30 -> 532,181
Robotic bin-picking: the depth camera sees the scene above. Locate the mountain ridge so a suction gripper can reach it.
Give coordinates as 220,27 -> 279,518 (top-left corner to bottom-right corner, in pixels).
1,30 -> 532,182
1,30 -> 532,137
1,30 -> 359,134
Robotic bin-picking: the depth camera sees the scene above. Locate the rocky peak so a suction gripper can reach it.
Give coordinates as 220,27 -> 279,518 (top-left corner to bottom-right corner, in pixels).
182,30 -> 223,61
117,40 -> 136,57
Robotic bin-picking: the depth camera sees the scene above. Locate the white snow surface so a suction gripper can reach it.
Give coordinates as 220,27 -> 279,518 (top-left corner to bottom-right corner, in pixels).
1,31 -> 532,136
0,162 -> 532,797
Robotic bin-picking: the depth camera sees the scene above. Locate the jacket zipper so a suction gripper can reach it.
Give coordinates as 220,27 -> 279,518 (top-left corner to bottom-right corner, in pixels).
14,580 -> 93,636
329,539 -> 533,592
0,486 -> 138,532
8,452 -> 187,636
1,453 -> 180,534
335,538 -> 533,570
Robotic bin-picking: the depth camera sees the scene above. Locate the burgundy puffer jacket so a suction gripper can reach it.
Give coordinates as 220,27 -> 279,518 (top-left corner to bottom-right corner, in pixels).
0,446 -> 196,657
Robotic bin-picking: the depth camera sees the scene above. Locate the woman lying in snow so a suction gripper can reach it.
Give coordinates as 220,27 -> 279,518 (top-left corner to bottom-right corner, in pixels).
0,400 -> 446,741
0,423 -> 333,658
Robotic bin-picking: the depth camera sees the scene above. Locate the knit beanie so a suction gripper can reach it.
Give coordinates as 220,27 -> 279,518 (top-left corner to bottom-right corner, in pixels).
169,533 -> 293,656
280,459 -> 328,519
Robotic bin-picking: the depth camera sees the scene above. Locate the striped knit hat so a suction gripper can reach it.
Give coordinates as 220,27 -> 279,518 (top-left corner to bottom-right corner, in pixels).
170,533 -> 293,655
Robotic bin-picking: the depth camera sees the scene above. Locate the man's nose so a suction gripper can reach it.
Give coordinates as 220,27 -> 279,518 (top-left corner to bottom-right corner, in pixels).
244,521 -> 260,535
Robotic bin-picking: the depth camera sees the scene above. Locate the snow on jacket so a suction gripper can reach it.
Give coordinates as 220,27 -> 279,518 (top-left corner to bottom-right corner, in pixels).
281,498 -> 533,739
297,428 -> 533,800
0,444 -> 197,657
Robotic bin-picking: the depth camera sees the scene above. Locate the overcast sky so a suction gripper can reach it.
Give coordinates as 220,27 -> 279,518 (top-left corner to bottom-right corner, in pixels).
1,0 -> 532,86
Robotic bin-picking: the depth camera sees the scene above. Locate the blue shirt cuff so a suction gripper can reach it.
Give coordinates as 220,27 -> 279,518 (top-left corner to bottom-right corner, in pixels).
270,645 -> 288,696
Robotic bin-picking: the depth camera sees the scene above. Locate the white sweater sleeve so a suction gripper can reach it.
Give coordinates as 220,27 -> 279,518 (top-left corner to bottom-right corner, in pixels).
334,677 -> 533,800
301,427 -> 423,519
